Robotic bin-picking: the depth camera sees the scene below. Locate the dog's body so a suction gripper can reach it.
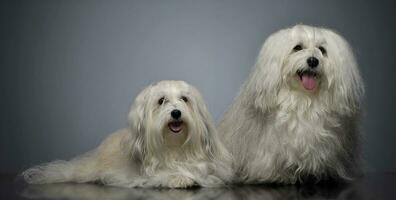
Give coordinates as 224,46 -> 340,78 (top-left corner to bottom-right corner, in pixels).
219,25 -> 364,184
23,80 -> 232,188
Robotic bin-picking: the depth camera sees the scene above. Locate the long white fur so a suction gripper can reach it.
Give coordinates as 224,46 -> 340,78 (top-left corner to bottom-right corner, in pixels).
219,25 -> 364,184
22,80 -> 232,188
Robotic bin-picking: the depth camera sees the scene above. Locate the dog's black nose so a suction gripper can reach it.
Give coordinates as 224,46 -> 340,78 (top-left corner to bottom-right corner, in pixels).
171,109 -> 181,119
307,57 -> 319,68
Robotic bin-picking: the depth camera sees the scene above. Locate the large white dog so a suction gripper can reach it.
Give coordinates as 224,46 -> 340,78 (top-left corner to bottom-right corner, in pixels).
23,80 -> 232,188
219,25 -> 364,184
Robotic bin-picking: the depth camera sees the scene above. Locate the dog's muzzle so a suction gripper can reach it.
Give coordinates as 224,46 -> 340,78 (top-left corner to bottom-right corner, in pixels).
168,109 -> 183,133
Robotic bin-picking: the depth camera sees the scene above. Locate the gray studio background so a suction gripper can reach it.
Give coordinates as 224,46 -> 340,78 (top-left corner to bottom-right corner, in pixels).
1,0 -> 395,173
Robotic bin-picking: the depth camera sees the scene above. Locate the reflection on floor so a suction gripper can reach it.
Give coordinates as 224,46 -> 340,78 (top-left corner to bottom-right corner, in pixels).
1,173 -> 394,200
20,182 -> 356,200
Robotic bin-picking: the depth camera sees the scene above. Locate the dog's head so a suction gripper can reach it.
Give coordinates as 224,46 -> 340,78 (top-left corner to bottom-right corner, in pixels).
246,24 -> 364,114
127,80 -> 221,164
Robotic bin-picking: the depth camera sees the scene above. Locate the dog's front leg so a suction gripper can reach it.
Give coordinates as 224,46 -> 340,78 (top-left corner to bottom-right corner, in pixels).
167,175 -> 195,188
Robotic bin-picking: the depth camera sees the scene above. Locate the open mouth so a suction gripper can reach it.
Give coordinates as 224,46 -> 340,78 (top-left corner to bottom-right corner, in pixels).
296,69 -> 318,91
168,121 -> 183,133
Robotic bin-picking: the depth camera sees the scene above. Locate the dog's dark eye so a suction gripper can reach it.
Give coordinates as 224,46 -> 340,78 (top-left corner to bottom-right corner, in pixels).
318,46 -> 327,55
293,44 -> 303,52
158,97 -> 165,105
181,96 -> 188,102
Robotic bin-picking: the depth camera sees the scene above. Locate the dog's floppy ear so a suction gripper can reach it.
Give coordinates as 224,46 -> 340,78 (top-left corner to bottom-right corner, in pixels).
189,86 -> 222,158
325,30 -> 364,116
244,29 -> 289,112
127,84 -> 153,162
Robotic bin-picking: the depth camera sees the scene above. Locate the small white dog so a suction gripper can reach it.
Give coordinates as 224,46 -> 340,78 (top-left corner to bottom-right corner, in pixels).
23,80 -> 232,188
219,25 -> 364,184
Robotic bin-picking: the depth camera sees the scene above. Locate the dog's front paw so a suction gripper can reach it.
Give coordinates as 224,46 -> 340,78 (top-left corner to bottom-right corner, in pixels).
167,175 -> 195,188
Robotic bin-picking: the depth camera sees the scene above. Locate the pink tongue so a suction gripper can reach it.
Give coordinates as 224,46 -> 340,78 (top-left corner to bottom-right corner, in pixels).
301,75 -> 316,90
169,122 -> 182,133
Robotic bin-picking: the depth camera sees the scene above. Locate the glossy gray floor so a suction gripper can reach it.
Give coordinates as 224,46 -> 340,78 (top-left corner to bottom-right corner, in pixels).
1,173 -> 394,200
